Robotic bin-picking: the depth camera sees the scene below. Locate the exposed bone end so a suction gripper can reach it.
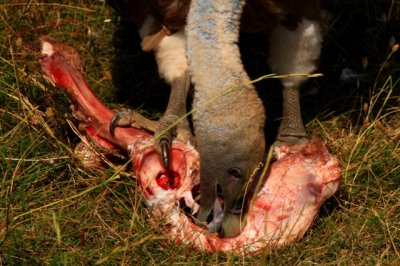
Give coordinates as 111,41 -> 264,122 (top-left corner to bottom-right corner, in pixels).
39,36 -> 83,71
40,39 -> 55,58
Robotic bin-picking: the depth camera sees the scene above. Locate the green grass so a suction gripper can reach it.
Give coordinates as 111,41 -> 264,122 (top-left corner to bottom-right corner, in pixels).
1,0 -> 400,264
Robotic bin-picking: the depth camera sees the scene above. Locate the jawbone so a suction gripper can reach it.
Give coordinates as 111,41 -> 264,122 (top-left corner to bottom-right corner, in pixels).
39,36 -> 341,254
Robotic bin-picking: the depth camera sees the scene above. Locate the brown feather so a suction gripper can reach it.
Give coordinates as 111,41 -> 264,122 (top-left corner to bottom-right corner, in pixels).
107,0 -> 190,51
108,0 -> 324,48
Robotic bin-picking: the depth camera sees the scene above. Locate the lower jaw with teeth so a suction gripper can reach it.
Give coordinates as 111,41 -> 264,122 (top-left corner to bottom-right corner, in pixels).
183,192 -> 247,238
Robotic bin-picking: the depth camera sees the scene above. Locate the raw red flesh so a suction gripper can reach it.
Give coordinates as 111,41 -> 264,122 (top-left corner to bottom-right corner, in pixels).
40,37 -> 150,151
39,37 -> 341,254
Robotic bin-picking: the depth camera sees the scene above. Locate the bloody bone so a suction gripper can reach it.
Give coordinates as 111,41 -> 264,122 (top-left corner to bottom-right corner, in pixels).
39,37 -> 341,254
39,36 -> 149,149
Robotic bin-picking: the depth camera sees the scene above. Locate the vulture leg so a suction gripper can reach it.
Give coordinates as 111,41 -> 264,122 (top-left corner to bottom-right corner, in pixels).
268,18 -> 323,147
110,29 -> 193,169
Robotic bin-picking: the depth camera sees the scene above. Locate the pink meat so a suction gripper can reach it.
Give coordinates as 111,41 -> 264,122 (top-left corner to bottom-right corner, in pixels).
39,37 -> 341,254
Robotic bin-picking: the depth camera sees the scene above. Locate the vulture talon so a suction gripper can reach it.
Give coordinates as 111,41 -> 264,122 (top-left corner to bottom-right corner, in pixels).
160,138 -> 170,170
109,114 -> 121,137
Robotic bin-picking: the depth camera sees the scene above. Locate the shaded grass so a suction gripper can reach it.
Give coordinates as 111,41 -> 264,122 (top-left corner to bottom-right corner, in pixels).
0,0 -> 399,265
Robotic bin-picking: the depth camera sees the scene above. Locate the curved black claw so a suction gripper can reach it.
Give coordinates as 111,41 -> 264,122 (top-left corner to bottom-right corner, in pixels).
159,137 -> 170,170
109,114 -> 121,138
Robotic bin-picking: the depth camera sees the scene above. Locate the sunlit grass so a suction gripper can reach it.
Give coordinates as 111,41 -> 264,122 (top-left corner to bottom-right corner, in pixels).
1,0 -> 399,264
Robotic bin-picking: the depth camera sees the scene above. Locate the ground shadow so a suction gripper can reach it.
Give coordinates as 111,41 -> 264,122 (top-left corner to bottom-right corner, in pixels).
110,16 -> 170,118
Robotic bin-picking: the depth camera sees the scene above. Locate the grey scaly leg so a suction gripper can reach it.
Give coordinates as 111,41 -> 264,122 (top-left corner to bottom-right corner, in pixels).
276,85 -> 307,144
110,30 -> 193,169
268,18 -> 323,147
